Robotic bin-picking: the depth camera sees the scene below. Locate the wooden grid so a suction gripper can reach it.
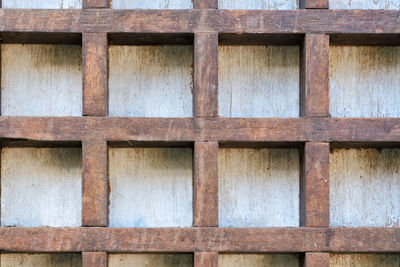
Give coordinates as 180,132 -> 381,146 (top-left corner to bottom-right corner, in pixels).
0,0 -> 399,266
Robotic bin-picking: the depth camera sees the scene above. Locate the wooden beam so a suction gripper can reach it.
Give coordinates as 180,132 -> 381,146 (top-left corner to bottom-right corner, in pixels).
83,0 -> 109,8
194,142 -> 218,227
194,252 -> 218,267
194,0 -> 218,9
82,140 -> 108,226
82,252 -> 108,267
300,0 -> 329,9
304,253 -> 330,267
300,34 -> 330,117
194,32 -> 218,117
83,33 -> 108,116
300,142 -> 330,227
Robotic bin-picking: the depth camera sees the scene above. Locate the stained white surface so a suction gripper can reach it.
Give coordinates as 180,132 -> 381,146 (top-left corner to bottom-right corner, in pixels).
109,46 -> 193,117
330,149 -> 400,227
109,148 -> 193,227
1,254 -> 82,267
219,254 -> 299,267
2,0 -> 82,9
1,44 -> 82,116
331,254 -> 400,267
330,46 -> 400,117
110,0 -> 193,9
219,149 -> 299,227
1,148 -> 82,227
218,46 -> 299,118
218,0 -> 298,9
330,0 -> 400,9
109,254 -> 193,267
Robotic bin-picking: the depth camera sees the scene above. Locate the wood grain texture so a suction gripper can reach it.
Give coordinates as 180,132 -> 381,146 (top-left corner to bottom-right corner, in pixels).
330,254 -> 400,267
219,148 -> 299,227
194,0 -> 217,9
195,252 -> 217,267
330,0 -> 400,9
218,46 -> 299,118
1,44 -> 82,116
109,254 -> 193,267
83,33 -> 108,116
300,0 -> 329,8
300,34 -> 330,117
304,253 -> 329,267
330,46 -> 400,118
109,46 -> 193,117
300,143 -> 330,227
194,32 -> 218,117
1,148 -> 82,227
109,148 -> 193,227
82,141 -> 108,226
219,254 -> 299,267
1,254 -> 82,267
218,0 -> 298,9
110,0 -> 193,9
83,0 -> 108,8
330,149 -> 400,227
2,0 -> 82,8
83,252 -> 107,267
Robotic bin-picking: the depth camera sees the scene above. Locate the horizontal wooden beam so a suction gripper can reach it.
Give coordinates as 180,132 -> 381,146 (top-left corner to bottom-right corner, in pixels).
0,9 -> 398,35
0,227 -> 399,253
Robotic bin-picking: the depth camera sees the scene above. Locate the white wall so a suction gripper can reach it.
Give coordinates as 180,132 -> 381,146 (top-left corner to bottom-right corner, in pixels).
109,254 -> 193,267
110,0 -> 192,9
219,254 -> 299,267
331,254 -> 400,267
2,0 -> 82,8
218,0 -> 298,9
1,254 -> 82,267
330,0 -> 400,9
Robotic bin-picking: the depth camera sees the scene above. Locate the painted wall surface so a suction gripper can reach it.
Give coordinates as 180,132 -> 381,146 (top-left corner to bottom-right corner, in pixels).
330,0 -> 400,9
2,0 -> 82,8
1,44 -> 82,116
109,254 -> 193,267
331,254 -> 400,267
218,0 -> 298,9
219,254 -> 299,267
110,0 -> 193,9
218,46 -> 299,118
1,254 -> 82,267
330,46 -> 400,117
109,46 -> 193,117
1,148 -> 82,227
109,148 -> 193,227
330,149 -> 400,227
219,148 -> 299,227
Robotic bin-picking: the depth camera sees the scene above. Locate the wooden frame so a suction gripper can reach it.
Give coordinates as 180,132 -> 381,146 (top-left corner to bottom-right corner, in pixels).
0,0 -> 399,266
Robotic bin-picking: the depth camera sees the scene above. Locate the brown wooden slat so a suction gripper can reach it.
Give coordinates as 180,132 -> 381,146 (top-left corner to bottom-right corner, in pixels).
83,0 -> 109,8
300,34 -> 330,117
300,142 -> 330,227
82,252 -> 108,267
194,0 -> 218,9
194,32 -> 218,117
83,33 -> 108,116
304,253 -> 330,267
300,0 -> 329,9
82,140 -> 108,226
194,252 -> 218,267
194,142 -> 218,227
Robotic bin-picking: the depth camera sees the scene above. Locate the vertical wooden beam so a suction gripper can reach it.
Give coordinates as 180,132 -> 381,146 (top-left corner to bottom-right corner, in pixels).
194,32 -> 218,117
194,252 -> 218,267
83,252 -> 108,267
82,32 -> 108,116
303,253 -> 330,267
300,34 -> 330,117
194,142 -> 218,227
194,0 -> 218,9
300,0 -> 329,9
82,140 -> 109,227
83,0 -> 109,8
300,142 -> 330,227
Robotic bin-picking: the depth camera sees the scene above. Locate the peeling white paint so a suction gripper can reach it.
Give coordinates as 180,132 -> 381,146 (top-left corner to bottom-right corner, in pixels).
110,0 -> 193,9
330,0 -> 400,9
109,254 -> 193,267
2,0 -> 82,8
218,0 -> 298,9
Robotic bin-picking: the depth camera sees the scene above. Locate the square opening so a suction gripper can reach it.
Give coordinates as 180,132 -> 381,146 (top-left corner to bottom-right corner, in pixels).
329,0 -> 400,9
1,44 -> 82,116
218,0 -> 298,9
330,254 -> 400,266
219,254 -> 300,267
108,254 -> 193,267
330,46 -> 400,117
109,147 -> 193,227
330,148 -> 400,227
1,254 -> 82,267
109,0 -> 193,8
218,45 -> 299,117
2,0 -> 82,8
108,45 -> 193,117
1,147 -> 82,227
219,148 -> 299,227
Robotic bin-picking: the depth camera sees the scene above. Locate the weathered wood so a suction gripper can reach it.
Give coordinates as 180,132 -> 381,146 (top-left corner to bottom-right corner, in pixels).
194,32 -> 218,117
2,0 -> 82,8
300,34 -> 330,117
194,142 -> 218,227
83,0 -> 108,8
109,254 -> 193,267
194,252 -> 218,267
82,252 -> 107,267
304,253 -> 330,267
1,254 -> 82,267
300,143 -> 330,227
219,148 -> 299,227
330,148 -> 400,227
1,44 -> 82,116
194,0 -> 217,9
83,33 -> 108,116
218,46 -> 299,117
330,254 -> 400,266
218,0 -> 298,9
108,45 -> 193,117
219,254 -> 299,267
330,0 -> 400,9
110,0 -> 193,8
82,141 -> 108,226
108,148 -> 193,227
300,0 -> 329,8
1,148 -> 82,227
330,46 -> 400,118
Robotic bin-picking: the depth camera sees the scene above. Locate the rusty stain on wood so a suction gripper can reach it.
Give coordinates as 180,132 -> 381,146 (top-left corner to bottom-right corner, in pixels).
108,254 -> 193,267
218,0 -> 298,9
330,0 -> 400,9
2,0 -> 82,8
330,254 -> 400,266
219,254 -> 299,267
1,254 -> 82,267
